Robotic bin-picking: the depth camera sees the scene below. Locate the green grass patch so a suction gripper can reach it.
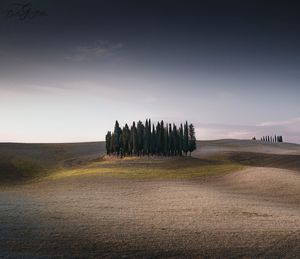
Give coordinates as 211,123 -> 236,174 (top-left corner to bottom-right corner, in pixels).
47,156 -> 244,180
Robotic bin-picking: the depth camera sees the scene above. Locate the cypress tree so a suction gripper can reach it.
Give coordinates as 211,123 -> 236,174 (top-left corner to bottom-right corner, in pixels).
179,124 -> 184,156
156,122 -> 161,155
105,131 -> 112,155
136,121 -> 144,156
122,124 -> 130,156
110,133 -> 115,154
169,123 -> 174,156
164,124 -> 169,156
131,122 -> 138,155
173,124 -> 179,156
151,124 -> 156,155
147,119 -> 151,155
183,121 -> 189,156
143,119 -> 149,155
113,120 -> 121,155
160,120 -> 165,156
188,123 -> 196,156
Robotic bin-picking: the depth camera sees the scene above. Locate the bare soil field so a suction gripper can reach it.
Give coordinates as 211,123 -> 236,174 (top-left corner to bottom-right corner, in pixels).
0,140 -> 300,258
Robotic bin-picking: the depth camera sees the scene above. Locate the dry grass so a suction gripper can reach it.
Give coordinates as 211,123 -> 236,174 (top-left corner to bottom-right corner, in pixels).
47,156 -> 244,180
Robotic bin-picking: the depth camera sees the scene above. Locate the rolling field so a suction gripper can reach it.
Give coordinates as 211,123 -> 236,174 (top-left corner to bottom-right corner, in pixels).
0,140 -> 300,257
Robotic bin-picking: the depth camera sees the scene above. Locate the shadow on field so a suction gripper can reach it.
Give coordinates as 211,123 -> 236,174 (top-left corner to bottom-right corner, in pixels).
0,142 -> 105,183
225,152 -> 300,172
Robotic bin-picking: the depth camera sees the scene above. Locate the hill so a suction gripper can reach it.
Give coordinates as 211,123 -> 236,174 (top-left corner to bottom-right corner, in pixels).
1,139 -> 300,183
0,142 -> 105,182
1,139 -> 300,257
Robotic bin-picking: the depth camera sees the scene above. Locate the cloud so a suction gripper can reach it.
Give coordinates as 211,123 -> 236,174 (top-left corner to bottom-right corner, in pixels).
258,117 -> 300,127
65,40 -> 123,61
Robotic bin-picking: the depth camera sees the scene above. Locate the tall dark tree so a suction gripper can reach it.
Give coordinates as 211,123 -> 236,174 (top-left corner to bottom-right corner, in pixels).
188,123 -> 196,156
122,124 -> 130,156
183,121 -> 189,156
131,122 -> 138,155
110,133 -> 115,154
173,124 -> 179,156
169,123 -> 174,156
147,119 -> 151,155
143,119 -> 149,155
164,124 -> 169,156
156,122 -> 161,155
137,120 -> 144,155
105,131 -> 112,155
160,120 -> 165,156
151,124 -> 156,155
113,120 -> 122,155
179,124 -> 184,156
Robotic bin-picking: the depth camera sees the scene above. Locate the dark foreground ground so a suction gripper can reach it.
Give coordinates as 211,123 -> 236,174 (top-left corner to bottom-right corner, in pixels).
0,140 -> 300,258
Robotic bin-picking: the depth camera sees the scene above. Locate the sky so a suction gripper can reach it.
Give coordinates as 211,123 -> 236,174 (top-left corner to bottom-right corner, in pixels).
0,0 -> 300,143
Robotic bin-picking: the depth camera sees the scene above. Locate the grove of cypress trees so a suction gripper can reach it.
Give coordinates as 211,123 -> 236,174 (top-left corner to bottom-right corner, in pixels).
105,119 -> 197,157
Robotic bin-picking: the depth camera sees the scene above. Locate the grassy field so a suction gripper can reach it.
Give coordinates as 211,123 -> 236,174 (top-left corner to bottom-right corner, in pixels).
1,140 -> 300,184
47,156 -> 244,180
1,140 -> 300,258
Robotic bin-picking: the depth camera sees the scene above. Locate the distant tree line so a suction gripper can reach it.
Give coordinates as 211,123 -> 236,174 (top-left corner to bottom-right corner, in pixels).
105,119 -> 196,157
260,135 -> 283,143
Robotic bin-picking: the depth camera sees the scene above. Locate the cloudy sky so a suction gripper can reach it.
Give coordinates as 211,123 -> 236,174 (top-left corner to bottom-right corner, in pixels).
1,0 -> 300,143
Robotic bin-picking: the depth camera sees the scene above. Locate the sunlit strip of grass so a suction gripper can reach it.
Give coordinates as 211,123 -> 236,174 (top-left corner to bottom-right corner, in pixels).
47,163 -> 244,180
